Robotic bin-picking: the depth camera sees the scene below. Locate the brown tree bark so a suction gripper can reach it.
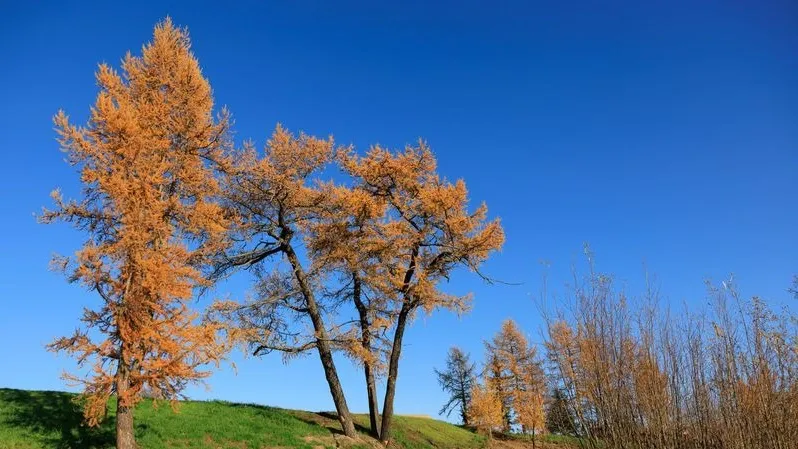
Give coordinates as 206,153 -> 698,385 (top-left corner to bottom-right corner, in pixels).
380,302 -> 412,444
284,245 -> 357,438
116,366 -> 136,449
352,275 -> 381,437
380,248 -> 418,445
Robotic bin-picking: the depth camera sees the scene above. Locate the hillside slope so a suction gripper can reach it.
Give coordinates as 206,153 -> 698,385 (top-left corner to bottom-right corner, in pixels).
0,388 -> 576,449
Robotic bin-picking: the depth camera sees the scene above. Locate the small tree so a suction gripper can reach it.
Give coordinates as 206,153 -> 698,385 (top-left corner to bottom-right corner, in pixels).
485,319 -> 546,433
42,19 -> 230,449
435,347 -> 477,425
515,391 -> 546,448
468,380 -> 504,441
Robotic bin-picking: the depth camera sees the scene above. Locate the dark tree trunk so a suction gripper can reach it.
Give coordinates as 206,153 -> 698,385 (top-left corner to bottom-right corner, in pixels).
460,389 -> 469,426
380,302 -> 412,444
285,245 -> 357,438
364,363 -> 381,436
380,247 -> 418,445
116,366 -> 136,449
353,275 -> 381,437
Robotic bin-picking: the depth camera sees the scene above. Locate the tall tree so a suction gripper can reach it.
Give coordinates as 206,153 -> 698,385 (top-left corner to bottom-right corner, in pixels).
435,347 -> 477,425
41,19 -> 230,449
340,143 -> 505,443
208,126 -> 359,437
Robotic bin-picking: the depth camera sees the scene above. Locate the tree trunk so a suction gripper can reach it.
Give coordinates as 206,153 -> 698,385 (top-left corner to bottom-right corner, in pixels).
116,366 -> 136,449
353,274 -> 381,437
365,363 -> 381,436
315,337 -> 357,438
285,245 -> 357,438
380,302 -> 412,444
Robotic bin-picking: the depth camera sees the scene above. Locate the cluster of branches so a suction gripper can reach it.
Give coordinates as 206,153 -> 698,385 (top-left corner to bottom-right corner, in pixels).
438,250 -> 798,449
206,127 -> 505,442
44,18 -> 505,448
540,247 -> 798,449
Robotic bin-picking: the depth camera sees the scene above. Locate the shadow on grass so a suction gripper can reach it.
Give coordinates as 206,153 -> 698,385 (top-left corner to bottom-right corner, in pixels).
0,388 -> 114,449
287,409 -> 373,437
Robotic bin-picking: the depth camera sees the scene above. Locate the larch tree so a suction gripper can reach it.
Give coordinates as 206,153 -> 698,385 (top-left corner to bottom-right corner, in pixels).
207,126 -> 359,437
515,390 -> 546,448
468,379 -> 504,441
485,319 -> 547,434
485,348 -> 512,431
41,19 -> 230,449
435,347 -> 477,425
340,143 -> 505,443
306,179 -> 397,437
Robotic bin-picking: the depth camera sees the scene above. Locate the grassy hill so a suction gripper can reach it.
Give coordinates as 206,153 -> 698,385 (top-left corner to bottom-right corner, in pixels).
0,388 -> 578,449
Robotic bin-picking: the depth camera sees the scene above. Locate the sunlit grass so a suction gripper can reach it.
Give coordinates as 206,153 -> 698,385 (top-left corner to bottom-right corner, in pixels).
0,388 -> 490,449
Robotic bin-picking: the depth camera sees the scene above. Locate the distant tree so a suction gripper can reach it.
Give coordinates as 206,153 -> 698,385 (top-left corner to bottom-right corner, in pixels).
435,347 -> 477,425
539,251 -> 798,449
485,350 -> 512,431
546,388 -> 576,436
468,380 -> 504,441
339,143 -> 505,443
41,19 -> 230,449
485,319 -> 546,433
515,390 -> 546,449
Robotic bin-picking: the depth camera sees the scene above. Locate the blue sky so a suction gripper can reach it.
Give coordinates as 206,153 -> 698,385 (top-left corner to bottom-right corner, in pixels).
0,1 -> 796,421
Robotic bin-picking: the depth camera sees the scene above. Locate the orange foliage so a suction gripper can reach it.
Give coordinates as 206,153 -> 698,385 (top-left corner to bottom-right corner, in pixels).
485,319 -> 546,434
468,380 -> 504,437
340,142 -> 505,316
340,142 -> 505,442
41,18 -> 230,429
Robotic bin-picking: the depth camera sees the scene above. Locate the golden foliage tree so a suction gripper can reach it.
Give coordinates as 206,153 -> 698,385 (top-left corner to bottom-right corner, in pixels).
306,174 -> 397,437
211,137 -> 503,441
207,125 -> 361,437
340,143 -> 505,443
515,390 -> 546,448
41,19 -> 230,449
468,380 -> 504,440
485,319 -> 547,435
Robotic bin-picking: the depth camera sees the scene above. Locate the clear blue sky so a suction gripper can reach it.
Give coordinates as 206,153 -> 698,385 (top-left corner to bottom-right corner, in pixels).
1,1 -> 796,421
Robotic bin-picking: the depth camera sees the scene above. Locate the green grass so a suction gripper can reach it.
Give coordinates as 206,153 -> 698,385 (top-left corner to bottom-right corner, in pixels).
0,388 -> 487,449
501,431 -> 596,448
